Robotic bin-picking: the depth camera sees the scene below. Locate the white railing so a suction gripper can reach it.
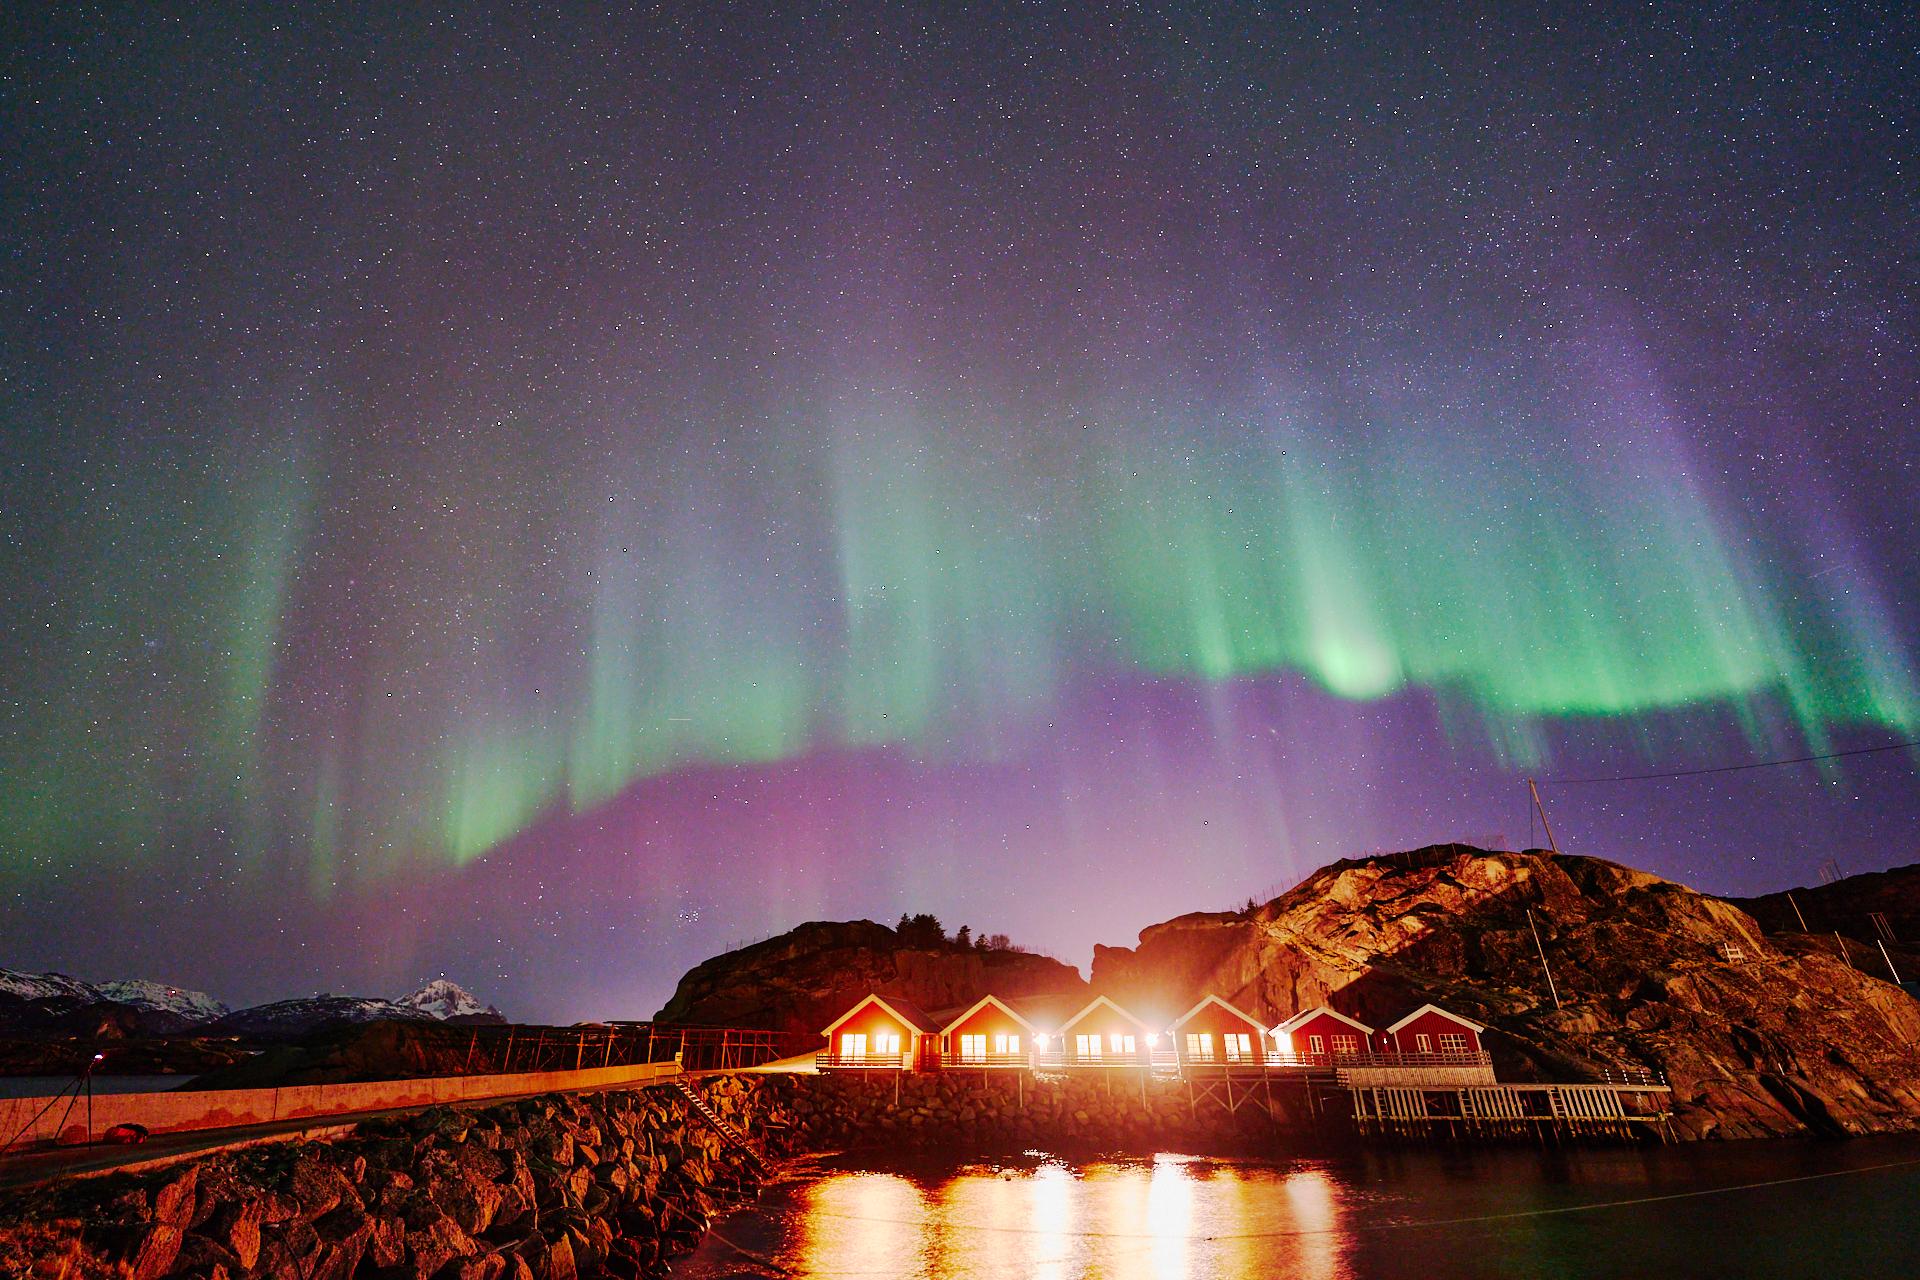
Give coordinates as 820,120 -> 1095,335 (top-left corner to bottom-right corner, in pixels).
814,1052 -> 912,1070
1276,1049 -> 1494,1070
1031,1050 -> 1158,1071
934,1052 -> 1034,1070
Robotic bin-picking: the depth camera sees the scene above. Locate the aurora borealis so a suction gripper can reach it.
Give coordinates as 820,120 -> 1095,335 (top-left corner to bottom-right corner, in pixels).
3,6 -> 1916,1021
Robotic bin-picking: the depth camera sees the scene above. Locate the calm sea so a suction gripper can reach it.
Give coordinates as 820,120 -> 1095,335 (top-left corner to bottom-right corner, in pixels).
0,1075 -> 193,1099
676,1137 -> 1920,1279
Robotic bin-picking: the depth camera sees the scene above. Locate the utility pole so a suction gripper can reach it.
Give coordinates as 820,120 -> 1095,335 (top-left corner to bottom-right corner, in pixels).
1527,779 -> 1561,854
1528,908 -> 1563,1010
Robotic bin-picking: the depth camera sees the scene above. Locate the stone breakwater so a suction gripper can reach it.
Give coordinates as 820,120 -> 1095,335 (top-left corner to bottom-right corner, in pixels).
0,1076 -> 787,1280
0,1071 -> 1295,1279
762,1069 -> 1293,1151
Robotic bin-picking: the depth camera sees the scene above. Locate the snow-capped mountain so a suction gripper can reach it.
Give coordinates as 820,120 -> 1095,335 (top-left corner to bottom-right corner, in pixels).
93,979 -> 231,1024
0,967 -> 230,1035
0,965 -> 504,1038
0,969 -> 99,1003
396,978 -> 502,1021
207,996 -> 435,1040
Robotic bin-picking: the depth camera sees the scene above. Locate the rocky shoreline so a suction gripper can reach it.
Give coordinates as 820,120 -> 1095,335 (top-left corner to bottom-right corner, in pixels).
0,1076 -> 784,1280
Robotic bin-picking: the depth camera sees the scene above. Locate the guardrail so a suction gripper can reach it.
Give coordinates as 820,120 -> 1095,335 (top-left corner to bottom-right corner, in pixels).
0,1060 -> 686,1154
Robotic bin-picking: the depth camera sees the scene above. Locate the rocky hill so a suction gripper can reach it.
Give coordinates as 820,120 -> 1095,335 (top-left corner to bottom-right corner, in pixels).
1730,863 -> 1920,980
655,920 -> 1087,1037
1091,844 -> 1920,1139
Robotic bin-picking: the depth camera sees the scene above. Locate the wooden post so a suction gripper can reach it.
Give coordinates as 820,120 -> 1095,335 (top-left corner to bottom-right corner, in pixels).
1878,939 -> 1905,985
1528,908 -> 1563,1010
1527,779 -> 1561,854
1787,892 -> 1809,932
1835,932 -> 1852,967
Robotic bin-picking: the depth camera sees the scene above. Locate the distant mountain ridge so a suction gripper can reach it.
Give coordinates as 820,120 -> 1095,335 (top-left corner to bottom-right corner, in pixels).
0,968 -> 504,1041
0,969 -> 230,1037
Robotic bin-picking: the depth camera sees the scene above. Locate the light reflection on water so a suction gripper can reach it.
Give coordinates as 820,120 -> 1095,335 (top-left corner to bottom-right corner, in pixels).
764,1154 -> 1359,1279
679,1137 -> 1920,1280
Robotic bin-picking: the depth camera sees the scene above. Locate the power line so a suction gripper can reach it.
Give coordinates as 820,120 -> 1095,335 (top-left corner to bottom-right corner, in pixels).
1543,738 -> 1920,786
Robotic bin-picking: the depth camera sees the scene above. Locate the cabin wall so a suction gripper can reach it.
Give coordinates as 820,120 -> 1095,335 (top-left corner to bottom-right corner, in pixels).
826,1004 -> 914,1058
1061,1011 -> 1154,1062
1391,1010 -> 1483,1055
1281,1013 -> 1368,1058
947,1008 -> 1029,1055
1176,1006 -> 1266,1061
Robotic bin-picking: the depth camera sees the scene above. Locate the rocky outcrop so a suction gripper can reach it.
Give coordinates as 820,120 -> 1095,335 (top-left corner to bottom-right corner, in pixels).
1092,844 -> 1920,1139
654,920 -> 1087,1037
0,1076 -> 786,1280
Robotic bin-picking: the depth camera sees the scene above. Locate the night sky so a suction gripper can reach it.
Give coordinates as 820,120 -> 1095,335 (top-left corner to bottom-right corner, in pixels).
3,6 -> 1915,1023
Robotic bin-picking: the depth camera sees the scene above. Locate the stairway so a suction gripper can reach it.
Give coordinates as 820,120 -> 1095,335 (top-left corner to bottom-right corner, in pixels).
670,1078 -> 768,1173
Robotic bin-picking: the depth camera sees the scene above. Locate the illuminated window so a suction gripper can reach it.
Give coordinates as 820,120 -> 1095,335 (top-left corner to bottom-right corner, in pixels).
1185,1032 -> 1215,1061
1075,1033 -> 1102,1059
1308,1034 -> 1325,1055
1415,1033 -> 1432,1053
1109,1033 -> 1136,1055
994,1033 -> 1021,1056
959,1034 -> 986,1062
1438,1032 -> 1469,1055
1225,1033 -> 1253,1061
874,1032 -> 901,1057
840,1033 -> 867,1059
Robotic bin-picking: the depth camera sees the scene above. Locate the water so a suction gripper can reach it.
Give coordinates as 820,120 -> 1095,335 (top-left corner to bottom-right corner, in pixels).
677,1138 -> 1920,1279
0,1075 -> 193,1099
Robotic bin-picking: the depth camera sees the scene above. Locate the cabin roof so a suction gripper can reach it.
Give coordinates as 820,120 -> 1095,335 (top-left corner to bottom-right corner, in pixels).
1001,992 -> 1085,1032
1383,1003 -> 1486,1035
1057,994 -> 1156,1035
1270,1004 -> 1375,1037
937,994 -> 1039,1036
1169,993 -> 1268,1032
819,993 -> 942,1037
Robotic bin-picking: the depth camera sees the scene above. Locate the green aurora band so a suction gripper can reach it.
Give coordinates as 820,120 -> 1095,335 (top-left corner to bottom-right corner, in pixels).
5,378 -> 1914,889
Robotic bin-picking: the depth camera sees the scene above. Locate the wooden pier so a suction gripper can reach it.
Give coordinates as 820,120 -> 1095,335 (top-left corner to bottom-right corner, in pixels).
1345,1080 -> 1674,1142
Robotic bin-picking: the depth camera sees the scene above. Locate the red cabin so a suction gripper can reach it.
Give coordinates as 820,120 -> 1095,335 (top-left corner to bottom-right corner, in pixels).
1055,995 -> 1157,1066
1383,1004 -> 1486,1059
818,994 -> 940,1070
1169,994 -> 1268,1069
1271,1006 -> 1374,1065
938,995 -> 1038,1068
